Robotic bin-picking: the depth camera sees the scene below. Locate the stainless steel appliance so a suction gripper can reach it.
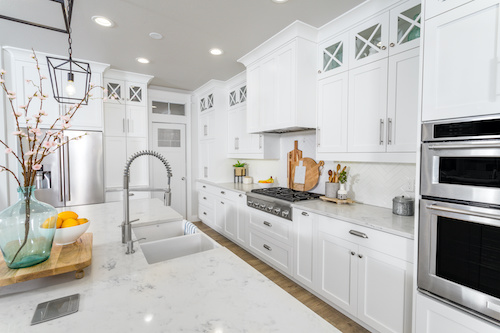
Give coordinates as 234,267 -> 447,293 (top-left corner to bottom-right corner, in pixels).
419,116 -> 500,324
246,187 -> 320,221
32,130 -> 104,208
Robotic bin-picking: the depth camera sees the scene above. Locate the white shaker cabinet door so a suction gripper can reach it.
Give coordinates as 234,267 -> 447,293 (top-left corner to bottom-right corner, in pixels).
386,48 -> 420,152
357,246 -> 413,333
104,104 -> 126,137
316,230 -> 358,315
104,136 -> 127,188
422,0 -> 500,121
126,137 -> 149,188
317,72 -> 349,153
348,59 -> 388,153
126,105 -> 148,138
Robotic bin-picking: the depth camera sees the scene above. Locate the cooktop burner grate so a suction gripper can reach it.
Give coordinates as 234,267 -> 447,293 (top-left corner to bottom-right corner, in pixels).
251,187 -> 321,202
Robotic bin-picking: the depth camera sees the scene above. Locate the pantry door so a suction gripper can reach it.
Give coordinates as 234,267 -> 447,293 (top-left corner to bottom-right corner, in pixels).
151,122 -> 186,218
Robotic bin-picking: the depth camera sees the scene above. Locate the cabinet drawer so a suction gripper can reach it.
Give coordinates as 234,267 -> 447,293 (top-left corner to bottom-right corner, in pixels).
198,191 -> 215,209
196,182 -> 218,194
248,228 -> 292,275
198,204 -> 215,227
249,210 -> 292,244
216,188 -> 242,202
318,215 -> 413,262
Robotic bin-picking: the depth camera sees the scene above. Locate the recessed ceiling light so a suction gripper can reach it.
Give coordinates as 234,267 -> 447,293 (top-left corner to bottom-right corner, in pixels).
91,16 -> 114,27
210,48 -> 224,56
272,0 -> 289,3
149,32 -> 163,40
136,57 -> 150,64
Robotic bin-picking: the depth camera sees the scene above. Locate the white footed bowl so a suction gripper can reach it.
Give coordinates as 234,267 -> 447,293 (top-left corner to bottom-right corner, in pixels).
54,221 -> 90,245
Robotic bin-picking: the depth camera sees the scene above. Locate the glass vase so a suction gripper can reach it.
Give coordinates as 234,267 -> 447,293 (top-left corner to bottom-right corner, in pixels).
0,186 -> 57,268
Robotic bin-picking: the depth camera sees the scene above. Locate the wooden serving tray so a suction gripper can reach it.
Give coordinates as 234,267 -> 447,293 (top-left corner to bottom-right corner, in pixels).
320,196 -> 355,204
0,233 -> 92,286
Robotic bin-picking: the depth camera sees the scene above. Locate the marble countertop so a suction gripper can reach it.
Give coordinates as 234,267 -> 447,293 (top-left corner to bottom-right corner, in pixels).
0,199 -> 339,333
293,200 -> 415,239
197,179 -> 262,194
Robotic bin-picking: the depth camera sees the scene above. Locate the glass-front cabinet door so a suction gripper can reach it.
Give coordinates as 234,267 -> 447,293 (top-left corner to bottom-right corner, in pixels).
228,84 -> 247,109
318,32 -> 349,79
389,0 -> 421,56
349,12 -> 389,69
104,79 -> 125,103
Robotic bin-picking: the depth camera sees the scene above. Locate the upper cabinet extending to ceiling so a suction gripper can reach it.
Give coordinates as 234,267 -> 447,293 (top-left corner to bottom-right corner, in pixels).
238,21 -> 318,134
421,0 -> 500,121
316,0 -> 421,163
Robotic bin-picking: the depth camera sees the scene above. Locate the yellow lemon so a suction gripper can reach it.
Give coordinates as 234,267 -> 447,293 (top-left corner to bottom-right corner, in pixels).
61,218 -> 79,228
41,216 -> 56,229
58,211 -> 78,221
77,218 -> 89,225
56,216 -> 63,229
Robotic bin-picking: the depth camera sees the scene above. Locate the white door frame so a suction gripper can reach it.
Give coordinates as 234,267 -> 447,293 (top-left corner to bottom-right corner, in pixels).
148,87 -> 193,220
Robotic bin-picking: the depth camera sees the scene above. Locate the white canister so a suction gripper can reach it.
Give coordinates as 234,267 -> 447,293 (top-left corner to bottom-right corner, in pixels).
243,176 -> 253,184
337,183 -> 348,200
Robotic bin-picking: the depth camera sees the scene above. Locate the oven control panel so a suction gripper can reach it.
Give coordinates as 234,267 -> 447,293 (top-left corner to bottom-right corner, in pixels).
246,196 -> 292,221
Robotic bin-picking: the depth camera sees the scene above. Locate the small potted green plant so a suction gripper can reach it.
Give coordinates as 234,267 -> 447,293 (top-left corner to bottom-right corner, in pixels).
233,161 -> 247,182
337,167 -> 348,200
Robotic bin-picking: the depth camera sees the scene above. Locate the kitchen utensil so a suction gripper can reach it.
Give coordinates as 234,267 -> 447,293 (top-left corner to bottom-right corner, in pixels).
328,170 -> 333,182
291,158 -> 324,191
287,141 -> 302,189
392,196 -> 414,216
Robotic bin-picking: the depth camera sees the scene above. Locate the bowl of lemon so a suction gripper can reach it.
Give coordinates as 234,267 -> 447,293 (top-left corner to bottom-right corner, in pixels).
50,211 -> 90,245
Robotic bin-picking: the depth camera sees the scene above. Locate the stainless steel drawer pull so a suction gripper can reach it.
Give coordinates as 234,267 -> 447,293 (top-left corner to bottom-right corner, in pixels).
427,204 -> 500,221
301,212 -> 309,216
263,221 -> 272,227
263,244 -> 272,251
349,230 -> 368,238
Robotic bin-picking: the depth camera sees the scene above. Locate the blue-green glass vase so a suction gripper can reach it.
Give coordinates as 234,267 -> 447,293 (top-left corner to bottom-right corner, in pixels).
0,186 -> 57,268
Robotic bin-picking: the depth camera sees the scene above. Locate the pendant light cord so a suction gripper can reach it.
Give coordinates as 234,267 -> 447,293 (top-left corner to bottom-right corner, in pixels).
68,27 -> 73,73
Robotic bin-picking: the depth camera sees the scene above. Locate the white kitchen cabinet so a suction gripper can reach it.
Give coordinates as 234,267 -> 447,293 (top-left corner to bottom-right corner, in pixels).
199,92 -> 214,112
228,83 -> 247,109
238,22 -> 317,133
348,59 -> 389,153
416,293 -> 500,333
103,70 -> 152,196
293,209 -> 317,290
422,0 -> 500,121
316,215 -> 413,333
104,78 -> 147,107
348,48 -> 419,154
227,106 -> 280,159
216,195 -> 237,237
199,111 -> 215,140
317,72 -> 349,153
199,140 -> 212,179
386,47 -> 420,152
317,32 -> 349,79
350,12 -> 390,69
349,1 -> 421,69
425,0 -> 473,20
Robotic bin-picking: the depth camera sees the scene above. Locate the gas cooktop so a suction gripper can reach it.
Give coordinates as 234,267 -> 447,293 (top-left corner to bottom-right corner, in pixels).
250,187 -> 321,202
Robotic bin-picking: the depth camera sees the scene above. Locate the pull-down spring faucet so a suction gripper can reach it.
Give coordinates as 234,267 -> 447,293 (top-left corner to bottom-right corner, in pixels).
122,150 -> 173,254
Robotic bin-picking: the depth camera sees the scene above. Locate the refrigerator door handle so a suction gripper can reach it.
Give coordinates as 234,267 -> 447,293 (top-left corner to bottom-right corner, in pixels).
65,137 -> 71,202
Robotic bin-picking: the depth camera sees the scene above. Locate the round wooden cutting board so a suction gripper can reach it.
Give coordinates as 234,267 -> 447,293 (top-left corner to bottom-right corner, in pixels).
291,158 -> 324,191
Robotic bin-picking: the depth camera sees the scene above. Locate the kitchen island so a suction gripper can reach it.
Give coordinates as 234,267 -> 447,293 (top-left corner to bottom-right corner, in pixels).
0,199 -> 339,332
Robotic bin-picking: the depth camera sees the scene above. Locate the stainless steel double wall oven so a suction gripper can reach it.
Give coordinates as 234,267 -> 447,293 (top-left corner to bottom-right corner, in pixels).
419,116 -> 500,323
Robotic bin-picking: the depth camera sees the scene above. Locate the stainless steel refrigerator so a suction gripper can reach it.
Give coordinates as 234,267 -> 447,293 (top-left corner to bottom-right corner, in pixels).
32,130 -> 104,207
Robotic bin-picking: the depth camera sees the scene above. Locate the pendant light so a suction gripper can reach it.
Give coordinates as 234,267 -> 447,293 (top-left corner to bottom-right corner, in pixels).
46,1 -> 92,105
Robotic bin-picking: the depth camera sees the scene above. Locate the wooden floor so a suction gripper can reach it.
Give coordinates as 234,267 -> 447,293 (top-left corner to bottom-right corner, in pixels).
193,221 -> 370,333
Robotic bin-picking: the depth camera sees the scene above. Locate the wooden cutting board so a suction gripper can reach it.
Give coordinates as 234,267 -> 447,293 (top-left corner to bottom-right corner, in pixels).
291,158 -> 325,192
0,233 -> 93,286
287,140 -> 302,188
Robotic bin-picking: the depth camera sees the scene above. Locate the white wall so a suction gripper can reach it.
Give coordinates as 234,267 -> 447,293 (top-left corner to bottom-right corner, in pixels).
230,131 -> 416,210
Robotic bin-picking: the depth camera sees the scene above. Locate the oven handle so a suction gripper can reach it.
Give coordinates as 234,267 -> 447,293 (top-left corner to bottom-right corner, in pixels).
427,204 -> 500,221
427,140 -> 500,150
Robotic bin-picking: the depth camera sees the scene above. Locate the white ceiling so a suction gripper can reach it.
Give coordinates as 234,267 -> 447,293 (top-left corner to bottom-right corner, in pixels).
0,0 -> 365,91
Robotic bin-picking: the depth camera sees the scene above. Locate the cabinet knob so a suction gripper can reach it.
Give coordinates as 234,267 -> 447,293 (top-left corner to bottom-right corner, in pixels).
358,254 -> 363,259
390,42 -> 395,47
301,211 -> 309,216
221,191 -> 225,195
381,45 -> 387,50
239,194 -> 243,197
318,70 -> 322,74
351,251 -> 355,256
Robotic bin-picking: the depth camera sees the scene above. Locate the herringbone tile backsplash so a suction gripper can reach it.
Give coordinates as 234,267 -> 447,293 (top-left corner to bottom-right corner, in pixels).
238,131 -> 417,210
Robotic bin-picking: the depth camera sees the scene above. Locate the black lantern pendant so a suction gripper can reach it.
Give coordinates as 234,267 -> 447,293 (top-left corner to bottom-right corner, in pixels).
46,1 -> 92,105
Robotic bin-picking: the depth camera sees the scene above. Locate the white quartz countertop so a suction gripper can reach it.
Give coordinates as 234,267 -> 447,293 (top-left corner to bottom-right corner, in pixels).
197,179 -> 262,193
293,199 -> 415,239
0,199 -> 339,333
